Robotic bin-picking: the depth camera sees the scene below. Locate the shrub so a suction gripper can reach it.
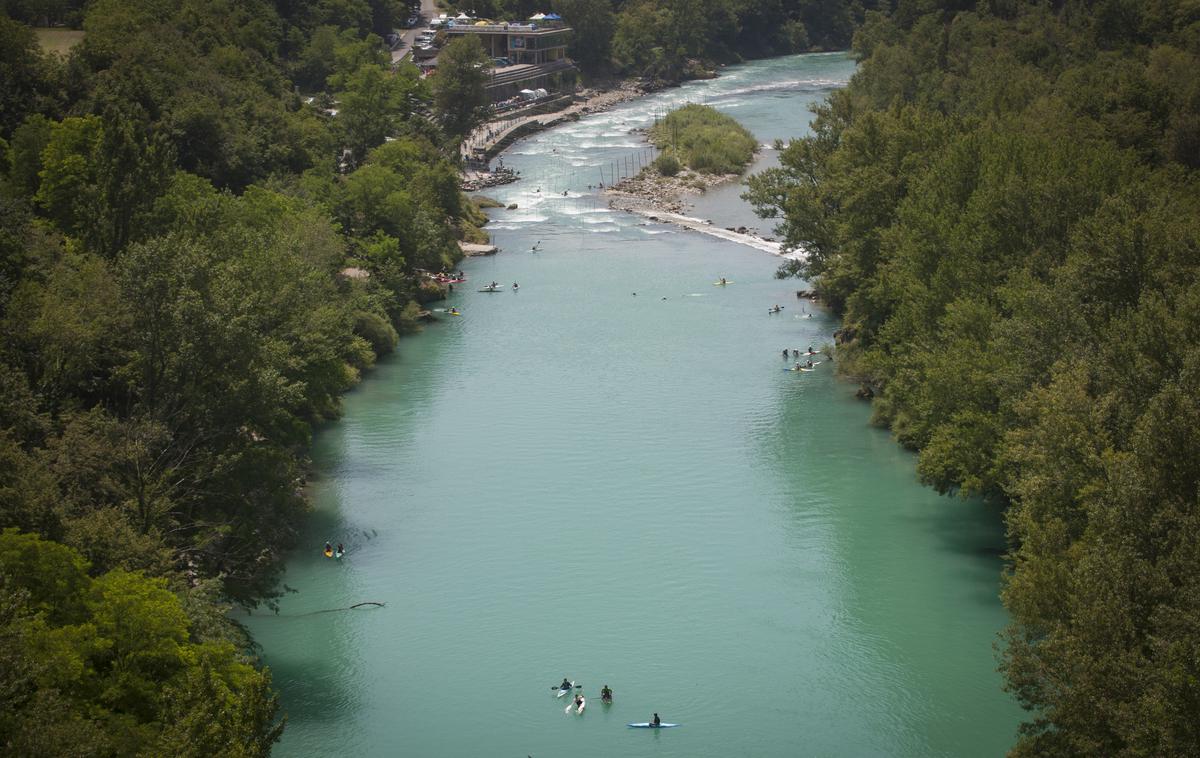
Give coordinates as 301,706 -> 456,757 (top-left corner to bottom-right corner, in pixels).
655,154 -> 681,176
650,103 -> 757,174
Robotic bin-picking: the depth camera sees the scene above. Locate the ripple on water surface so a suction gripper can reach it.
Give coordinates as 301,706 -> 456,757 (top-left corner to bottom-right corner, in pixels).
250,52 -> 1022,758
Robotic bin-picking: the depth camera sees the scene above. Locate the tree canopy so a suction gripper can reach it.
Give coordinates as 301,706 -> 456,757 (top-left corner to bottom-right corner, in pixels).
0,0 -> 480,748
745,2 -> 1200,754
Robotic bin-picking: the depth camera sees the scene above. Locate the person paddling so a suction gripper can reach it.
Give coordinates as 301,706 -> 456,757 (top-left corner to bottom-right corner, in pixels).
324,542 -> 333,557
559,678 -> 572,692
652,713 -> 661,728
601,685 -> 613,703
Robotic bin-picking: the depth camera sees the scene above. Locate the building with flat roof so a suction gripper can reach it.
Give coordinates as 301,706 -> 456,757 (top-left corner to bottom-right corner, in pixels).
443,22 -> 570,66
442,21 -> 576,103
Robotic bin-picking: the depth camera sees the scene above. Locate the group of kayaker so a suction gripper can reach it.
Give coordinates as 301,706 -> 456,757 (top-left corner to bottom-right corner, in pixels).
783,346 -> 820,358
480,281 -> 520,291
323,542 -> 345,559
555,679 -> 665,726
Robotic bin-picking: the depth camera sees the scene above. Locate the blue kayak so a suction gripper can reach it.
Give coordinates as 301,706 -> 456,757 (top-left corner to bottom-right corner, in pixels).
628,723 -> 680,728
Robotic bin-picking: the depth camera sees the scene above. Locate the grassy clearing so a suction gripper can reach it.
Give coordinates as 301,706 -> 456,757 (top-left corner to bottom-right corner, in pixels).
34,28 -> 85,55
649,103 -> 757,175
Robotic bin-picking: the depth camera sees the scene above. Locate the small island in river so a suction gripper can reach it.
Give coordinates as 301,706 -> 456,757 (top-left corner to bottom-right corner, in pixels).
605,103 -> 781,251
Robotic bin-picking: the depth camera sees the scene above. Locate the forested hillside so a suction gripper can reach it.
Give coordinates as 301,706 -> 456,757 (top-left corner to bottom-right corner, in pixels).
0,0 -> 473,752
746,1 -> 1200,755
446,0 -> 878,80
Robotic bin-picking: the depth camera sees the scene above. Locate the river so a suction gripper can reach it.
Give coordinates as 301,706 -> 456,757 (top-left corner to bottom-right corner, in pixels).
246,53 -> 1025,757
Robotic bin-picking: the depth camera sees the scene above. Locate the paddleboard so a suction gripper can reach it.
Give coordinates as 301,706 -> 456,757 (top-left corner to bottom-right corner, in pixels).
566,696 -> 585,714
628,723 -> 680,728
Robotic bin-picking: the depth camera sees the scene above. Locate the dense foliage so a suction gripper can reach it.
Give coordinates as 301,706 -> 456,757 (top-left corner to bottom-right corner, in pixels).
650,103 -> 757,174
746,1 -> 1200,755
1,0 -> 476,750
445,0 -> 881,80
431,35 -> 493,138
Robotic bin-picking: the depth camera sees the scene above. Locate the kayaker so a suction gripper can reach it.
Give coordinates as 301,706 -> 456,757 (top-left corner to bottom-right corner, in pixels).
652,713 -> 661,728
601,685 -> 612,702
720,277 -> 727,285
336,542 -> 345,556
806,360 -> 813,368
782,349 -> 789,358
794,362 -> 802,371
512,282 -> 519,290
323,542 -> 333,557
574,694 -> 583,708
792,349 -> 800,358
559,678 -> 572,691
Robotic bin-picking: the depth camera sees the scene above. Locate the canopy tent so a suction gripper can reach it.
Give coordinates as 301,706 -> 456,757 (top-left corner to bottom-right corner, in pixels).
528,13 -> 546,20
455,12 -> 471,19
474,20 -> 489,25
543,12 -> 561,20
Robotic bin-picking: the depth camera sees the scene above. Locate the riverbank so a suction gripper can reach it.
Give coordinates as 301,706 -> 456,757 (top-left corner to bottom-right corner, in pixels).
462,79 -> 649,170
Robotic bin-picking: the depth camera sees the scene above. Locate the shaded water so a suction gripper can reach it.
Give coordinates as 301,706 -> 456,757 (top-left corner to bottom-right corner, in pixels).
247,53 -> 1024,757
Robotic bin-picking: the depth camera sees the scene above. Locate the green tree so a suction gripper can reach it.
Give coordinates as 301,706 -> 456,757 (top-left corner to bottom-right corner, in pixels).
431,35 -> 491,139
336,60 -> 426,166
553,0 -> 615,76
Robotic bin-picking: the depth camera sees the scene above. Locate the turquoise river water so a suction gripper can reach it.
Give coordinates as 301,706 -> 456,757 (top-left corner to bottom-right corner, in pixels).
246,53 -> 1025,757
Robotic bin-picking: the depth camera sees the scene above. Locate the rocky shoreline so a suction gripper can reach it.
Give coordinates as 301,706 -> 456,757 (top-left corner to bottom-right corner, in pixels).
603,161 -> 790,256
605,165 -> 739,215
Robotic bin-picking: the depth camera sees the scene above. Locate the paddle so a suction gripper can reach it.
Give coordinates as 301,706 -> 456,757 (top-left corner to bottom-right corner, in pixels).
549,683 -> 583,690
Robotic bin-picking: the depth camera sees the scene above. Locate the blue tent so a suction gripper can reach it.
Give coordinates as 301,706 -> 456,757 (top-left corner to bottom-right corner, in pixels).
544,12 -> 561,20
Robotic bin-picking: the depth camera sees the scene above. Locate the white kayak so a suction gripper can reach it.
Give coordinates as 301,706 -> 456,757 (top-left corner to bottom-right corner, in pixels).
628,722 -> 680,728
555,683 -> 576,698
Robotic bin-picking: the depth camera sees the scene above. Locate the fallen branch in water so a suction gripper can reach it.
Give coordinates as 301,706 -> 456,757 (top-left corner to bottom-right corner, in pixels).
270,601 -> 387,617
